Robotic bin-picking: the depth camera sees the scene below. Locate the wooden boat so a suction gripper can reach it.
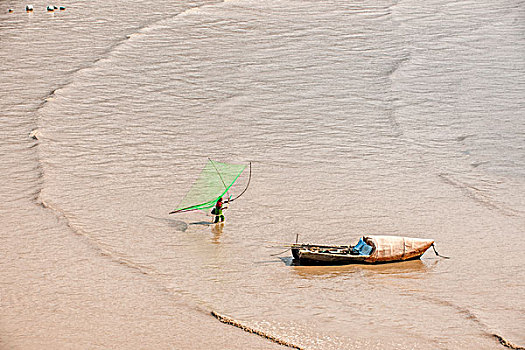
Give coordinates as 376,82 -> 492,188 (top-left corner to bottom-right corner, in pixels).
291,235 -> 435,265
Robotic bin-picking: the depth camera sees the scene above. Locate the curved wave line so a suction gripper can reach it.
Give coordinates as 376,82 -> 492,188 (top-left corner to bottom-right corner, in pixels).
438,173 -> 520,217
416,294 -> 524,349
37,198 -> 157,276
493,334 -> 525,350
31,0 -> 225,116
211,311 -> 305,350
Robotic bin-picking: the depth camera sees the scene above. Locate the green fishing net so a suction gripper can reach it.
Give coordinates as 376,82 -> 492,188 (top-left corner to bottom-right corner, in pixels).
171,159 -> 247,213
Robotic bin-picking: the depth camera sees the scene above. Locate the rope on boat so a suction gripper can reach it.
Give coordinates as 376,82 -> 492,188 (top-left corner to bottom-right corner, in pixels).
431,243 -> 450,259
211,311 -> 304,350
270,247 -> 291,256
269,234 -> 298,256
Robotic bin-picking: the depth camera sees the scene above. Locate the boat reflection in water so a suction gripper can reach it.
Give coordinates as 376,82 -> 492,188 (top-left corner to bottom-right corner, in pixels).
289,258 -> 438,281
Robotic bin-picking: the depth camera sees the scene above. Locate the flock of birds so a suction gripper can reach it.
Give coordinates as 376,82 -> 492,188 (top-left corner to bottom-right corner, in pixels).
7,5 -> 66,13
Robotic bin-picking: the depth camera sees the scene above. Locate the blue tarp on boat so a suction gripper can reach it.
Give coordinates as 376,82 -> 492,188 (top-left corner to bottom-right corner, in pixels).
353,237 -> 373,255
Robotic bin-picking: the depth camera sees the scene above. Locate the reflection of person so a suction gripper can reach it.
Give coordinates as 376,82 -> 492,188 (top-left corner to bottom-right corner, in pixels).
211,222 -> 224,244
212,197 -> 226,223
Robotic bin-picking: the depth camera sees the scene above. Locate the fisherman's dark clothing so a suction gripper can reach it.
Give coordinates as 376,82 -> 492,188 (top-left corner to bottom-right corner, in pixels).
212,202 -> 224,223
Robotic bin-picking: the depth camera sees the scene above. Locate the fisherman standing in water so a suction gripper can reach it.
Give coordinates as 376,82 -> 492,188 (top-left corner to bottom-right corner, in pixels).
212,197 -> 226,223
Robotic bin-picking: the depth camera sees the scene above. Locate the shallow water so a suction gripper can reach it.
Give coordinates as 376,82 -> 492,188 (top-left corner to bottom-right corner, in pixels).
1,0 -> 524,348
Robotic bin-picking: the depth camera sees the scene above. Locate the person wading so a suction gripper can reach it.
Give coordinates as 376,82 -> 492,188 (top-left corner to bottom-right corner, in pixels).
212,197 -> 226,223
